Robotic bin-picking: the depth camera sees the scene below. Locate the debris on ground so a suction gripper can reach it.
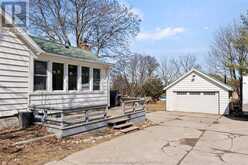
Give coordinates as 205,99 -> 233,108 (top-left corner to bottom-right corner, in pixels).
0,120 -> 153,165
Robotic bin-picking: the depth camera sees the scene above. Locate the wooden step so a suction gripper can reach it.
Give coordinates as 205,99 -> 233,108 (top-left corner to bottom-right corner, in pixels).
120,126 -> 139,133
108,117 -> 129,125
113,122 -> 133,129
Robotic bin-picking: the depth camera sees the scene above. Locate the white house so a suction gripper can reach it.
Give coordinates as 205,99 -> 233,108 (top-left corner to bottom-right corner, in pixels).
165,69 -> 233,115
0,11 -> 111,119
242,76 -> 248,111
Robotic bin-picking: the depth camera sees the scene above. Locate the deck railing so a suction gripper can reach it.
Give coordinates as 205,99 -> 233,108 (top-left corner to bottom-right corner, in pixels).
121,99 -> 145,114
30,105 -> 108,129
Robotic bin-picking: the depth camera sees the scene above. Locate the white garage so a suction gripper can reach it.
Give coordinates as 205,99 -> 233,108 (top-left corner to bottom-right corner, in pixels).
165,69 -> 233,115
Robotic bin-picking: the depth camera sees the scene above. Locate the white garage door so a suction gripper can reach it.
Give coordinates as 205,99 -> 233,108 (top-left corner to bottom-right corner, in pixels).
174,91 -> 219,114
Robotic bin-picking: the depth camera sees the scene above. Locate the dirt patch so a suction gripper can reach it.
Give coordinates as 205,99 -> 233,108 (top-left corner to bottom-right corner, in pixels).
179,138 -> 199,147
0,121 -> 152,165
146,101 -> 166,112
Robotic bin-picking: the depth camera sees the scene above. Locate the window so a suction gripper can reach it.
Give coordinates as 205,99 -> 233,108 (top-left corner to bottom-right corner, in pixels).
34,60 -> 47,91
52,63 -> 64,90
176,91 -> 187,95
81,67 -> 90,90
93,68 -> 101,90
68,65 -> 78,90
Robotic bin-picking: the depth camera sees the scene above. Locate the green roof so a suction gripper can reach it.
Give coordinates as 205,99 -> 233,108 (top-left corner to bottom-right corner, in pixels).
31,36 -> 100,62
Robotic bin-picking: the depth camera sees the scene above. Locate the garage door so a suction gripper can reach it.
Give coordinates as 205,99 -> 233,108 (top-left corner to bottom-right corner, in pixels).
174,91 -> 219,114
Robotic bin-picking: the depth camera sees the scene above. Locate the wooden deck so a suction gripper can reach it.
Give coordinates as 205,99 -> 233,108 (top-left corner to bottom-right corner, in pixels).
32,100 -> 146,138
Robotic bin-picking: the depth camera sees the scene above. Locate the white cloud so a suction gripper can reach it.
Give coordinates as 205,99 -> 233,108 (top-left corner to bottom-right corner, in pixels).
137,27 -> 185,41
130,8 -> 144,20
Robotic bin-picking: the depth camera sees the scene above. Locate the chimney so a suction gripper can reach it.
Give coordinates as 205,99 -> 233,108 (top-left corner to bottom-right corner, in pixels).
79,40 -> 91,51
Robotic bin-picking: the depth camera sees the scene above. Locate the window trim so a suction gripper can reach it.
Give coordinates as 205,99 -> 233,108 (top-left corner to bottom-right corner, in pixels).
33,60 -> 48,91
81,66 -> 90,91
68,64 -> 78,91
93,68 -> 101,91
32,59 -> 105,93
52,62 -> 64,91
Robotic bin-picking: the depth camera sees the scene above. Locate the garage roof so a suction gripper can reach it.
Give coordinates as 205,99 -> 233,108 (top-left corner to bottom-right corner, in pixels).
164,68 -> 233,91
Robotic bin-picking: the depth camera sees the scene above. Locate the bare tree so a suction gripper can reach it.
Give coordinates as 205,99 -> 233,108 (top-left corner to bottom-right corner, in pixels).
111,53 -> 159,96
30,0 -> 141,57
159,58 -> 179,86
208,23 -> 240,80
159,55 -> 200,86
179,55 -> 201,73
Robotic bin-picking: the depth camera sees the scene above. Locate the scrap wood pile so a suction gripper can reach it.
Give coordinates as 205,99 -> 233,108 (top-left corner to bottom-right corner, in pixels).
0,125 -> 49,154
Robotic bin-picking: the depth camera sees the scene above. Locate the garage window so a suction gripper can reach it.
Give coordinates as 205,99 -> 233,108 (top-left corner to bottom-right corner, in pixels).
189,92 -> 201,95
176,92 -> 187,95
203,92 -> 216,95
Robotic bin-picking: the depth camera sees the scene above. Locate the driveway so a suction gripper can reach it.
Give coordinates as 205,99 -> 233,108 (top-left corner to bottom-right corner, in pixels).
46,111 -> 248,165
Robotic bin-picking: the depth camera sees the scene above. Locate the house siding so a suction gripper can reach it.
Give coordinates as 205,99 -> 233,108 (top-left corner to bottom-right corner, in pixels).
166,72 -> 230,115
0,30 -> 30,116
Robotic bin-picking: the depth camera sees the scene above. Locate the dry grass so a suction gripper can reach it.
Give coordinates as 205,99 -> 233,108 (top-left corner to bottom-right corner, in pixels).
0,120 -> 152,165
145,101 -> 166,112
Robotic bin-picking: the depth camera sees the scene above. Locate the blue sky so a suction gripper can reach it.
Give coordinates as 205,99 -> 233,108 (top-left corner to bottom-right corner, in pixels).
126,0 -> 248,65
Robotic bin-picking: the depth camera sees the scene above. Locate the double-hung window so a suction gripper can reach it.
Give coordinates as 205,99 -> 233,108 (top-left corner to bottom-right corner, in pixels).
93,68 -> 101,91
52,63 -> 64,90
68,65 -> 78,90
34,60 -> 47,91
81,67 -> 90,90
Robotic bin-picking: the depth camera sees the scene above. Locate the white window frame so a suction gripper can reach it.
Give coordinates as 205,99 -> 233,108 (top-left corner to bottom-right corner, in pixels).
33,60 -> 48,92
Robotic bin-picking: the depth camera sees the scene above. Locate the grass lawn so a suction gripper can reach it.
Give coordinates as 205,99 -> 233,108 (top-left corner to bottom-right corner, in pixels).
146,101 -> 166,112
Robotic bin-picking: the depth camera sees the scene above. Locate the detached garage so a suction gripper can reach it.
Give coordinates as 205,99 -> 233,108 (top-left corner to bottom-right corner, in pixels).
165,69 -> 233,115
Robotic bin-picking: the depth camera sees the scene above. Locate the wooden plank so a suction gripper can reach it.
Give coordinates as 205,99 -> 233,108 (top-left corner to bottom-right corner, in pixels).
0,63 -> 28,72
0,46 -> 30,56
0,52 -> 29,61
0,104 -> 27,111
0,87 -> 28,93
120,126 -> 139,133
0,82 -> 28,88
0,98 -> 27,105
113,122 -> 133,129
0,57 -> 28,67
0,93 -> 27,99
30,97 -> 107,105
0,70 -> 29,77
0,40 -> 29,51
30,94 -> 106,101
0,75 -> 28,82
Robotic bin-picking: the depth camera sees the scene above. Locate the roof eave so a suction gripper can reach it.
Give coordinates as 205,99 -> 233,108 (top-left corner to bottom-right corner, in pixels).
0,9 -> 44,56
164,68 -> 233,91
41,52 -> 113,68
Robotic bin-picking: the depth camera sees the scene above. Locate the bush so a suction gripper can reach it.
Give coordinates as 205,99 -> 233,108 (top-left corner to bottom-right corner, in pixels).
142,77 -> 164,100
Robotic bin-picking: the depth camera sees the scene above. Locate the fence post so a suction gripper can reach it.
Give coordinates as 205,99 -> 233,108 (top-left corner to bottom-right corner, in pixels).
85,110 -> 89,123
121,101 -> 125,113
104,106 -> 108,119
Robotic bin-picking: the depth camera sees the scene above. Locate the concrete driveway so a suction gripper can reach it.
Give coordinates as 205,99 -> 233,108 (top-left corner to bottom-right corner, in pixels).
47,111 -> 248,165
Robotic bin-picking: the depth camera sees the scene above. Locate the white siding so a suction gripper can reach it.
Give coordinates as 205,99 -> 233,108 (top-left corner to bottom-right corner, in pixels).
166,72 -> 230,115
29,82 -> 108,108
0,30 -> 30,116
0,29 -> 110,117
243,76 -> 248,107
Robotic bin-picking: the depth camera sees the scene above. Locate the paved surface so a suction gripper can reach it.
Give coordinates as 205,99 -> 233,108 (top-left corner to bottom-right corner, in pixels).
46,111 -> 248,165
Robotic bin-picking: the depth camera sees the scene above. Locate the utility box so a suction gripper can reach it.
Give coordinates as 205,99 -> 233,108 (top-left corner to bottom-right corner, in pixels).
19,112 -> 34,128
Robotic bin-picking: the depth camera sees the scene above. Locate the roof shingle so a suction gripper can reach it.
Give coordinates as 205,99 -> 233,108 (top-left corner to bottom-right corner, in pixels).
31,36 -> 100,62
